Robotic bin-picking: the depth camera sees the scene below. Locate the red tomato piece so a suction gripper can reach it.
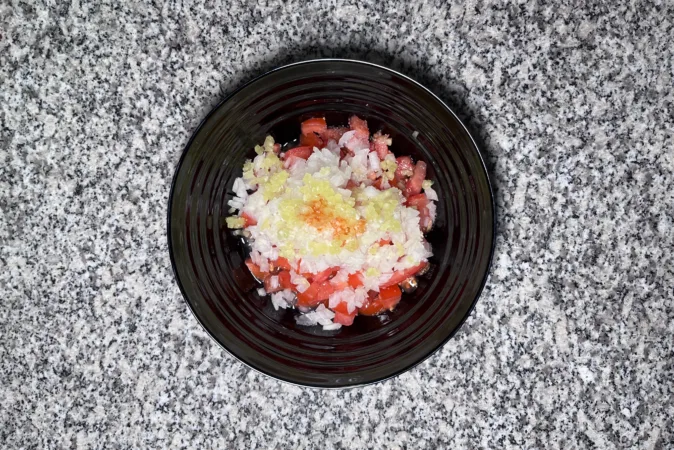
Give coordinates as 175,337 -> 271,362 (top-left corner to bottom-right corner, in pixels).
332,302 -> 357,326
301,117 -> 328,135
274,257 -> 293,271
282,146 -> 313,160
380,262 -> 429,288
301,272 -> 314,282
272,143 -> 281,153
395,156 -> 415,181
378,284 -> 402,308
347,272 -> 363,289
312,267 -> 339,284
371,132 -> 391,159
359,285 -> 403,316
296,280 -> 335,307
404,161 -> 427,197
349,115 -> 369,137
333,311 -> 356,326
315,282 -> 335,300
277,270 -> 294,290
295,288 -> 316,307
245,258 -> 267,281
241,212 -> 257,227
378,238 -> 392,246
300,132 -> 323,148
406,193 -> 429,209
358,298 -> 386,316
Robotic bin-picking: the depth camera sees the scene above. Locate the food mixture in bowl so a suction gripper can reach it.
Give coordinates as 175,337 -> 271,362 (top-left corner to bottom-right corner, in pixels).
226,116 -> 438,330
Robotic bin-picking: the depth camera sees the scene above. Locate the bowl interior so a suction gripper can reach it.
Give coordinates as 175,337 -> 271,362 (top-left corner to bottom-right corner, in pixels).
168,60 -> 494,387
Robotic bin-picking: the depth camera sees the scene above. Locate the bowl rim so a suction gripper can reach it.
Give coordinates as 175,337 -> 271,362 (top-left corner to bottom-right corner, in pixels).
167,58 -> 496,389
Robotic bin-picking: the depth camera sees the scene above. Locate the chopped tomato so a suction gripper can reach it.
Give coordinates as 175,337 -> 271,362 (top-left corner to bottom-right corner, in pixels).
269,256 -> 292,273
241,212 -> 257,227
406,193 -> 428,209
333,311 -> 356,326
277,270 -> 294,290
359,287 -> 388,316
380,262 -> 429,288
312,267 -> 339,284
358,300 -> 382,315
372,177 -> 384,190
332,302 -> 357,326
313,281 -> 335,300
296,280 -> 335,307
359,284 -> 402,316
404,161 -> 427,197
263,274 -> 283,294
358,298 -> 386,316
300,132 -> 323,148
282,146 -> 313,160
301,272 -> 314,282
348,272 -> 363,288
245,258 -> 267,281
371,132 -> 391,159
274,257 -> 293,271
395,156 -> 415,180
378,238 -> 392,246
349,115 -> 369,137
379,284 -> 402,307
272,143 -> 281,153
301,117 -> 327,135
321,127 -> 348,143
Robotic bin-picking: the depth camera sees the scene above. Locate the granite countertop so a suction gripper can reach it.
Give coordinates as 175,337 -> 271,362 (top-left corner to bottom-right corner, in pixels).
2,1 -> 672,448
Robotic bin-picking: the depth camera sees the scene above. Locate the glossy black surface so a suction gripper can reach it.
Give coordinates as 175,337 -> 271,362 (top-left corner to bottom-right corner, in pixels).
168,60 -> 495,388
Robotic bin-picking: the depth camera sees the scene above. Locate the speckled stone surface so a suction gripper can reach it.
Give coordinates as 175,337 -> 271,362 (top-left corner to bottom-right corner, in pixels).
1,0 -> 673,448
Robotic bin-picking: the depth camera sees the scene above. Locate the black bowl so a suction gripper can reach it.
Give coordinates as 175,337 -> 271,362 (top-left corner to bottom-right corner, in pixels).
168,59 -> 494,388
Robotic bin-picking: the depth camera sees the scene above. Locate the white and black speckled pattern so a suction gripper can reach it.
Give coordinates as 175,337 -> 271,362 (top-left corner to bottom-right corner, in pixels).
1,0 -> 673,448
